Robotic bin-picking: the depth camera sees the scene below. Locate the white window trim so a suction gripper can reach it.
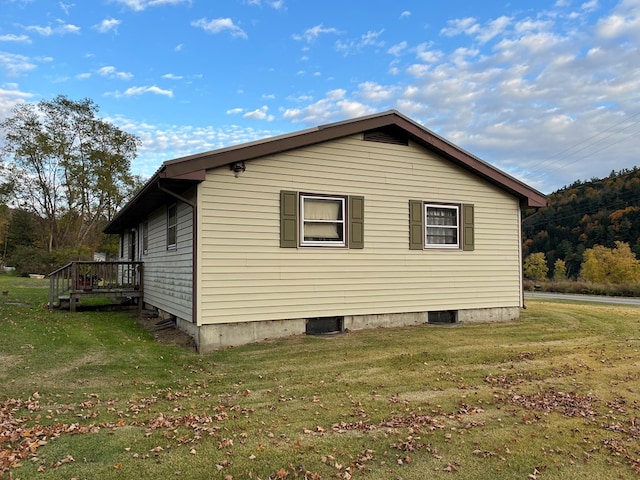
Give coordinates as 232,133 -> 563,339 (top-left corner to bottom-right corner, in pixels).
167,204 -> 177,250
424,203 -> 460,249
142,219 -> 149,255
300,194 -> 346,247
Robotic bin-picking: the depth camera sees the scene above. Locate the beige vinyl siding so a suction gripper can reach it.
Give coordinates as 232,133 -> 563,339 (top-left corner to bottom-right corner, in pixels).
197,135 -> 522,325
143,193 -> 194,322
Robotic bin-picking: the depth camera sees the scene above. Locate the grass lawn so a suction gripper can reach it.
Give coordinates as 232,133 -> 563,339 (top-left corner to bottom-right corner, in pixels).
1,273 -> 639,479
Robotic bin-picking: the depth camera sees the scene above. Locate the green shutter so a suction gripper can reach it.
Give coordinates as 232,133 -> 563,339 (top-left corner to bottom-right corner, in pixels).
280,190 -> 298,248
348,196 -> 364,249
409,200 -> 424,250
462,203 -> 475,251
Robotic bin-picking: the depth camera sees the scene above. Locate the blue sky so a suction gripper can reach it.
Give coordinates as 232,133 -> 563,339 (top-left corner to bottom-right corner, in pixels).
1,0 -> 639,193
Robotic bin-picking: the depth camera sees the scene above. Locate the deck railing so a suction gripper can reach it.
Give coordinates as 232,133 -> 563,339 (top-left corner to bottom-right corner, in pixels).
49,261 -> 143,310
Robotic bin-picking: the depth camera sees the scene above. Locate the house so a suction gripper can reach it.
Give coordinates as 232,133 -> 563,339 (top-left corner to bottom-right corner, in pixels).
104,110 -> 546,353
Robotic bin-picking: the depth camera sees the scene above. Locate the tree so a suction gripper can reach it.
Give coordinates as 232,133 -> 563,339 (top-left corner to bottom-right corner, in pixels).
553,258 -> 567,281
0,95 -> 139,251
5,209 -> 38,255
580,241 -> 640,284
524,252 -> 549,281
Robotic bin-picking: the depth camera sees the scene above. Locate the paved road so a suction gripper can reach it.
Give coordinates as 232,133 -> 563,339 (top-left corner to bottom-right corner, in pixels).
524,291 -> 640,306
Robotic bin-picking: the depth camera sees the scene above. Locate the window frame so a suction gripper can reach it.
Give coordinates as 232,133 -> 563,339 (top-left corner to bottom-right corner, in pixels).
167,203 -> 177,250
142,219 -> 149,255
299,193 -> 347,248
424,203 -> 460,249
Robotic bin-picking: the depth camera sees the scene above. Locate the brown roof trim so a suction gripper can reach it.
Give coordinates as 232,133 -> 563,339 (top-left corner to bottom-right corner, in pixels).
159,110 -> 545,207
105,110 -> 545,233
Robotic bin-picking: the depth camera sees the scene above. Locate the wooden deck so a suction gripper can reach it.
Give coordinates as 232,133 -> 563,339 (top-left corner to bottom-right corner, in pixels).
49,261 -> 143,312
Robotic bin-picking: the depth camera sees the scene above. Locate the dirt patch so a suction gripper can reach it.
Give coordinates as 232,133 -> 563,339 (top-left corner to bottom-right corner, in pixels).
136,312 -> 197,351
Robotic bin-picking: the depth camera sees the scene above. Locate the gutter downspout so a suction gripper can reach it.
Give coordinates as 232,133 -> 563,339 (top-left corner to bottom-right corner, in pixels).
157,182 -> 198,328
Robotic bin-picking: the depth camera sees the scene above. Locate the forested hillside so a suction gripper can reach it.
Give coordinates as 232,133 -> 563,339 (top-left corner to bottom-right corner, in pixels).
522,167 -> 640,279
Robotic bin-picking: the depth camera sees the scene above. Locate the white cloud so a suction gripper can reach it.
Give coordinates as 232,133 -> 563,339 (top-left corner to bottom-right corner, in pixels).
116,120 -> 281,176
0,34 -> 31,43
93,18 -> 121,33
400,11 -> 411,18
357,81 -> 398,102
477,16 -> 511,43
441,15 -> 512,44
112,0 -> 191,11
0,86 -> 33,120
191,18 -> 248,39
440,17 -> 479,37
388,41 -> 408,56
282,88 -> 374,124
162,73 -> 183,80
108,85 -> 174,98
226,108 -> 244,115
245,0 -> 285,8
415,42 -> 443,63
286,94 -> 313,103
0,52 -> 37,77
336,29 -> 384,55
581,0 -> 599,12
25,21 -> 80,36
596,1 -> 640,40
98,65 -> 133,80
243,105 -> 275,121
292,24 -> 340,43
59,2 -> 74,15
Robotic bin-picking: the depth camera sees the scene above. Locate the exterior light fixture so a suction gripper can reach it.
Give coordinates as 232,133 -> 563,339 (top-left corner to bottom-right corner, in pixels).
230,161 -> 246,177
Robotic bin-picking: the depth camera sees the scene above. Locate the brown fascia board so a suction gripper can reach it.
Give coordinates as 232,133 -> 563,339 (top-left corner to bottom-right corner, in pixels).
160,110 -> 546,208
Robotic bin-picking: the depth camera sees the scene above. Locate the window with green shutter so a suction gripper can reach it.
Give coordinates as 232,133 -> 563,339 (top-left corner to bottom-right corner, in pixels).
409,200 -> 475,250
280,191 -> 364,249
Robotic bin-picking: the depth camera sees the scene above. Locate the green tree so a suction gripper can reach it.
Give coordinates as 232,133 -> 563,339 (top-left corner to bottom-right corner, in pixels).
553,258 -> 567,281
524,252 -> 549,281
0,95 -> 139,251
580,241 -> 640,284
6,209 -> 38,253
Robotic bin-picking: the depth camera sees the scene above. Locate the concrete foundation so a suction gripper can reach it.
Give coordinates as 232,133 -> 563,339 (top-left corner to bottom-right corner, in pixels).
457,306 -> 520,323
196,318 -> 308,353
175,305 -> 521,353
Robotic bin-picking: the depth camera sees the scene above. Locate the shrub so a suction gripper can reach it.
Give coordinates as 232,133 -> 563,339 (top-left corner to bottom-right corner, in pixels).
9,246 -> 58,276
523,279 -> 640,297
8,245 -> 94,276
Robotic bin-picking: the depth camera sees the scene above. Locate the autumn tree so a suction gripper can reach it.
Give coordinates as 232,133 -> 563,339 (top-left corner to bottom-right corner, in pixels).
0,95 -> 140,251
552,258 -> 567,281
580,241 -> 640,284
524,252 -> 549,281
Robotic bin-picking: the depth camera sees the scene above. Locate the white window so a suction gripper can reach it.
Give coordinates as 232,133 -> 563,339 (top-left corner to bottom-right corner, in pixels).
142,220 -> 149,255
425,204 -> 459,248
167,204 -> 177,250
300,195 -> 346,247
